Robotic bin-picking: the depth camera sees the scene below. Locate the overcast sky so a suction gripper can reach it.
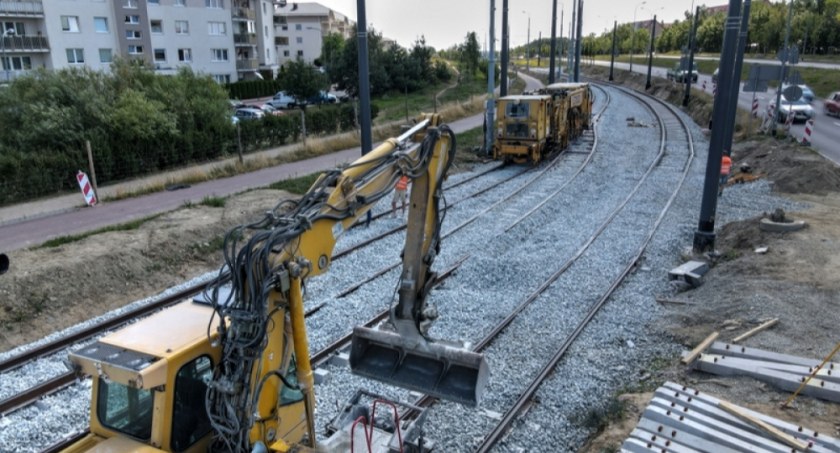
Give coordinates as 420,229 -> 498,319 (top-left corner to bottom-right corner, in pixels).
314,0 -> 727,50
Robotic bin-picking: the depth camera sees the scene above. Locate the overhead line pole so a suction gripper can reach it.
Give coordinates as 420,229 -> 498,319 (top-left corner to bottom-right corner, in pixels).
645,15 -> 656,89
356,0 -> 372,155
721,0 -> 752,157
486,0 -> 496,154
501,0 -> 509,96
609,20 -> 617,81
683,6 -> 700,106
574,0 -> 583,82
549,0 -> 558,83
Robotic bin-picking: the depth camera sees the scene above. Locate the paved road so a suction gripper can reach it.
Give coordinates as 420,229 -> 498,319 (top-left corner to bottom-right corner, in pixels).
653,54 -> 840,70
0,73 -> 546,253
547,61 -> 840,165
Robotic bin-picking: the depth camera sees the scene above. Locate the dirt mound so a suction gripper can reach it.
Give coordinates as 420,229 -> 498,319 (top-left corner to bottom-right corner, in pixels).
732,139 -> 840,195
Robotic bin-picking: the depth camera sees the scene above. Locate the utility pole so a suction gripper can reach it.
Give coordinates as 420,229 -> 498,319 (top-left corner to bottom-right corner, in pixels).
549,0 -> 558,83
486,0 -> 496,154
568,0 -> 576,77
356,0 -> 372,155
524,13 -> 531,71
683,6 -> 700,107
693,0 -> 743,253
645,15 -> 656,89
770,0 -> 794,136
574,0 -> 583,82
537,31 -> 541,67
501,0 -> 509,96
721,0 -> 751,157
609,20 -> 617,81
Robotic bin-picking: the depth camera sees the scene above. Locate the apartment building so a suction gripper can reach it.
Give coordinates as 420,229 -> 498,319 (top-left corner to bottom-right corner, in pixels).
232,0 -> 276,80
273,2 -> 354,67
1,0 -> 238,83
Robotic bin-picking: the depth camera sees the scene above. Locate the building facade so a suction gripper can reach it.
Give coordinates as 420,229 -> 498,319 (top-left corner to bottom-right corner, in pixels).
1,0 -> 241,83
273,2 -> 353,68
232,0 -> 276,80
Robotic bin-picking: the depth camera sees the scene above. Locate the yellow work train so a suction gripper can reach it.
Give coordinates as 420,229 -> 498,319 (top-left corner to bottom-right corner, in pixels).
492,82 -> 593,164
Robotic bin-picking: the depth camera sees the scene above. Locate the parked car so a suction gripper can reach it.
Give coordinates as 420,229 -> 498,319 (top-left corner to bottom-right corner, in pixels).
770,96 -> 815,123
268,91 -> 298,109
234,107 -> 265,121
780,83 -> 815,103
305,90 -> 338,105
825,92 -> 840,117
229,99 -> 247,110
666,62 -> 698,83
256,104 -> 284,116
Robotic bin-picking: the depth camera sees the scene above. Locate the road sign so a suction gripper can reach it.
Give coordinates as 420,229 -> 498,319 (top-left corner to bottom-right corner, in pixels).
743,80 -> 769,92
777,45 -> 799,65
743,64 -> 781,93
782,84 -> 802,101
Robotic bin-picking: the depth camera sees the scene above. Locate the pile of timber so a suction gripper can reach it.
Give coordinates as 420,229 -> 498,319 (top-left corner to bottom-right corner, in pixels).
621,381 -> 840,452
690,342 -> 840,403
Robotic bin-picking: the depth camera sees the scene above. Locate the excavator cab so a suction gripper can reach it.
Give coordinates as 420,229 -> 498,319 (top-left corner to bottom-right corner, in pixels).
350,123 -> 488,407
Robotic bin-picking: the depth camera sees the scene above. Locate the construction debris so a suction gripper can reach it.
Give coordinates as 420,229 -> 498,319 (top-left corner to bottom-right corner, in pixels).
621,382 -> 840,452
669,260 -> 709,287
686,342 -> 840,404
732,318 -> 779,343
681,332 -> 720,365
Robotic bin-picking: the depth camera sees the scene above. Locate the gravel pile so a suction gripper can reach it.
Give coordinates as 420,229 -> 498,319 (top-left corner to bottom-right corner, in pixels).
0,85 -> 806,452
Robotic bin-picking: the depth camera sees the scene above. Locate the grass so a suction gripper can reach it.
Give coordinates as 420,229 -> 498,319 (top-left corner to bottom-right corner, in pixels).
269,172 -> 320,194
580,396 -> 629,432
199,195 -> 226,208
38,214 -> 162,248
592,55 -> 839,98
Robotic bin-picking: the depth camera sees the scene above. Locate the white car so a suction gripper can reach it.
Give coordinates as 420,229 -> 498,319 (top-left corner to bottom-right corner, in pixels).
268,91 -> 298,109
234,107 -> 265,121
770,96 -> 815,123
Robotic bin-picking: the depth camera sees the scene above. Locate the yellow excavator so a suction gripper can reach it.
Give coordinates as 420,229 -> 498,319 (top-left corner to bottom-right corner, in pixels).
65,116 -> 487,452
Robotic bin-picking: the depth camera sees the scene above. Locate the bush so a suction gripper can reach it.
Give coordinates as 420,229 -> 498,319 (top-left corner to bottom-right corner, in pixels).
225,79 -> 285,100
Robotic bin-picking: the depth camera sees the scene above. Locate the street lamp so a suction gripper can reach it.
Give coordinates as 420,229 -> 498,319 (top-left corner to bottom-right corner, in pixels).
522,10 -> 530,71
629,1 -> 646,73
1,28 -> 15,84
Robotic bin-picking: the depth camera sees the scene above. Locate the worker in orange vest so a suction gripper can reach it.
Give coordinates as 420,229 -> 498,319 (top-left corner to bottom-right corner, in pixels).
391,175 -> 410,217
719,154 -> 732,196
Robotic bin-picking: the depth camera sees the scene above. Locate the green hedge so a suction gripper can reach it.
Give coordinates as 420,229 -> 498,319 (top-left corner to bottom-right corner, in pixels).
226,79 -> 285,100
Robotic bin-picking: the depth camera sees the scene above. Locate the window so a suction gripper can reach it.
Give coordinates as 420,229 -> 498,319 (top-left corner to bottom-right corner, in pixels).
178,48 -> 192,62
276,36 -> 288,46
208,22 -> 226,35
125,30 -> 141,40
263,25 -> 267,37
99,48 -> 113,63
175,20 -> 189,34
123,0 -> 138,7
61,16 -> 80,32
295,36 -> 302,44
93,17 -> 108,33
97,377 -> 153,441
148,0 -> 159,4
205,0 -> 223,8
283,50 -> 289,57
175,0 -> 185,5
1,22 -> 25,35
213,74 -> 230,84
296,50 -> 303,57
295,24 -> 302,31
125,15 -> 140,24
170,356 -> 212,452
128,45 -> 143,55
211,48 -> 228,62
66,48 -> 84,64
1,56 -> 32,71
506,102 -> 530,119
150,20 -> 162,34
154,48 -> 166,62
265,48 -> 269,60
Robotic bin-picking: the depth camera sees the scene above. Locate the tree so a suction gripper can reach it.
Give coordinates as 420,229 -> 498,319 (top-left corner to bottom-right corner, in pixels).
280,59 -> 327,107
321,32 -> 344,79
459,32 -> 481,77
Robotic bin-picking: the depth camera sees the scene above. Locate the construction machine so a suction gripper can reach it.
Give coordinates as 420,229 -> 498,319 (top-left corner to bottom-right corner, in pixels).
65,117 -> 487,453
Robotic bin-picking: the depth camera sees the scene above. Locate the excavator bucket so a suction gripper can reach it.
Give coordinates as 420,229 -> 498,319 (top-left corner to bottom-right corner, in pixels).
349,327 -> 488,407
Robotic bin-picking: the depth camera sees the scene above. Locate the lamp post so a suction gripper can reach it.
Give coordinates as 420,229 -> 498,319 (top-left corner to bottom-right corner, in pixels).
629,1 -> 646,73
522,11 -> 530,71
1,28 -> 14,84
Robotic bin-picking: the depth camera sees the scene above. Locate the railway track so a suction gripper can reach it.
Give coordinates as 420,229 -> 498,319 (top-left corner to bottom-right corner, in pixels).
10,83 -> 625,452
474,85 -> 696,450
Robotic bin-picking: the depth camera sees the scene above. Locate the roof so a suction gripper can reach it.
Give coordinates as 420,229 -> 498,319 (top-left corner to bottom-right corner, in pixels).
276,2 -> 350,22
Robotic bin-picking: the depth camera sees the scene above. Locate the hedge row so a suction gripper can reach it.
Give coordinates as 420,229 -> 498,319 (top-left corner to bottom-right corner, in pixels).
226,79 -> 285,100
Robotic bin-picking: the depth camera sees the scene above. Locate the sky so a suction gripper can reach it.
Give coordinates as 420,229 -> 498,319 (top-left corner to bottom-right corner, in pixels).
313,0 -> 723,50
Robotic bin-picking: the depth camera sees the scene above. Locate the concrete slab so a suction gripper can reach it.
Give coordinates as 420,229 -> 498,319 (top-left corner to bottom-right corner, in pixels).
669,260 -> 709,287
709,342 -> 836,369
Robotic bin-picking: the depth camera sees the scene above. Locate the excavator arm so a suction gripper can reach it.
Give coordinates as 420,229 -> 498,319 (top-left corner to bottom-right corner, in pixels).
205,117 -> 486,452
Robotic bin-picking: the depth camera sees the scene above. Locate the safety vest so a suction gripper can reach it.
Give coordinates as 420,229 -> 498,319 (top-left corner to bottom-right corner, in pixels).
395,176 -> 409,191
721,156 -> 732,176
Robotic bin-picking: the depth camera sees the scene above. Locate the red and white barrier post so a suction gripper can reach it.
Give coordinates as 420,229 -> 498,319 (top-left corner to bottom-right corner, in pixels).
751,95 -> 759,118
802,118 -> 814,146
702,80 -> 707,91
76,170 -> 97,206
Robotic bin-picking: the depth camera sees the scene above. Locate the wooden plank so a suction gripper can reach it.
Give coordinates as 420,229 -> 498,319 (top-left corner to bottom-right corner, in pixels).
655,296 -> 694,305
732,318 -> 779,343
681,331 -> 720,365
717,400 -> 810,451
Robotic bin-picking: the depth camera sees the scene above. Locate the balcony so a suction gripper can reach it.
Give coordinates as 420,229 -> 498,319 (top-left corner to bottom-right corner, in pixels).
0,0 -> 43,17
1,35 -> 49,52
232,8 -> 255,20
236,58 -> 258,71
233,33 -> 256,46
